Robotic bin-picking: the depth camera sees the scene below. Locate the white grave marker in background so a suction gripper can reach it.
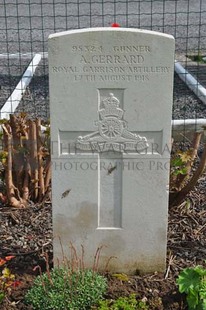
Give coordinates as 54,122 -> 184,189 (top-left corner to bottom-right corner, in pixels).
49,28 -> 175,273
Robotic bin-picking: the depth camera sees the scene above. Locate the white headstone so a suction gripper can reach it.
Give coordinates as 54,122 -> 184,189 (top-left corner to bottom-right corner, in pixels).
49,28 -> 175,274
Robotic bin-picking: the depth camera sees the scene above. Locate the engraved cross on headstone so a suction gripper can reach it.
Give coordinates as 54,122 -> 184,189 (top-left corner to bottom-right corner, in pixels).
59,89 -> 161,229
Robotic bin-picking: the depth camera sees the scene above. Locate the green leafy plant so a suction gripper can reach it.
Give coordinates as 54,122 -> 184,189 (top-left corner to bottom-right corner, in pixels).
187,52 -> 206,63
25,267 -> 107,310
177,265 -> 206,309
0,256 -> 21,304
170,149 -> 193,191
96,294 -> 148,310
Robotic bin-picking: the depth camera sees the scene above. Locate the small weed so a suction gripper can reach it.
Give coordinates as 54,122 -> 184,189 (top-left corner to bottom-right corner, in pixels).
25,246 -> 109,310
25,267 -> 107,310
112,273 -> 129,282
170,149 -> 193,191
187,53 -> 206,63
96,294 -> 148,309
0,256 -> 21,304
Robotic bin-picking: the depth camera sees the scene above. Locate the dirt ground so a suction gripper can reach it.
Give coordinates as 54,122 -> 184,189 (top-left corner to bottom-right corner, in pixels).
0,172 -> 205,310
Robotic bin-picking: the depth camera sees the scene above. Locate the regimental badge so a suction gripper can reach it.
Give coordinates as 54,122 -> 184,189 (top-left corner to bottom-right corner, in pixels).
76,92 -> 148,153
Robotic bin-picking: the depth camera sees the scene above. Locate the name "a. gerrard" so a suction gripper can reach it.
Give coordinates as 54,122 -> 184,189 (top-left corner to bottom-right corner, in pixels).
80,54 -> 145,64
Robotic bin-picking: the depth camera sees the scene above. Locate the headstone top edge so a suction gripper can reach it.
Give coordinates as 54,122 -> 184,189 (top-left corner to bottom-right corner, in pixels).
48,27 -> 175,41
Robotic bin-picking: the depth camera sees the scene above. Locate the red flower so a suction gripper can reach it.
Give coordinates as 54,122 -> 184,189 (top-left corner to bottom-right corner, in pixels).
0,258 -> 6,266
111,23 -> 120,27
12,280 -> 21,287
5,256 -> 15,261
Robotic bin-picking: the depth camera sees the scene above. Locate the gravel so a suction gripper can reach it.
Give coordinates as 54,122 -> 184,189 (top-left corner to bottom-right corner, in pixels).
173,73 -> 206,119
0,203 -> 52,273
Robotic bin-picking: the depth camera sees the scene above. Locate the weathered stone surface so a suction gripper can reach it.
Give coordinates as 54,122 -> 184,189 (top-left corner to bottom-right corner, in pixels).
49,28 -> 175,274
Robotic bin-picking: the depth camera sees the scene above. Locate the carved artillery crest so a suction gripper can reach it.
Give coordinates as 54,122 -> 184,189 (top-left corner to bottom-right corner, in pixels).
76,92 -> 148,152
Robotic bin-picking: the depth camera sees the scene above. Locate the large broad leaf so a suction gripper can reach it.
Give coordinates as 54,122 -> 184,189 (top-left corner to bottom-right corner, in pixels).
201,300 -> 206,310
177,268 -> 201,294
187,290 -> 199,310
199,282 -> 206,310
195,300 -> 206,310
194,266 -> 206,277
